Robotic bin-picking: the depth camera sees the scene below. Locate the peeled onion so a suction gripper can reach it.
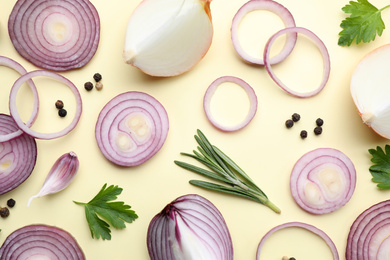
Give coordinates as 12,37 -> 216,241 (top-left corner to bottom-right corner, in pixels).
350,44 -> 390,139
123,0 -> 213,77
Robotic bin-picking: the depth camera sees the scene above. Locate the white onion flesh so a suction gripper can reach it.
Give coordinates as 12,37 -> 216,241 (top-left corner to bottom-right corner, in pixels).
147,194 -> 233,260
231,0 -> 297,65
123,0 -> 213,77
203,76 -> 258,131
264,26 -> 330,97
290,148 -> 356,214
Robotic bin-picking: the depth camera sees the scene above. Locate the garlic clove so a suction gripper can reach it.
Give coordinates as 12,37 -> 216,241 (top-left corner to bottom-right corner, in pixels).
27,152 -> 79,207
123,0 -> 213,77
351,44 -> 390,139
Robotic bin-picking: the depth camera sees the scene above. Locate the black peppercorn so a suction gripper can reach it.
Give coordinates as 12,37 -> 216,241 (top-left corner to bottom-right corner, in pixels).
58,108 -> 67,117
0,207 -> 9,218
285,119 -> 294,128
84,81 -> 93,91
55,100 -> 64,109
300,130 -> 307,139
314,126 -> 323,135
93,73 -> 102,82
289,258 -> 296,260
316,118 -> 324,126
7,198 -> 15,208
292,113 -> 301,122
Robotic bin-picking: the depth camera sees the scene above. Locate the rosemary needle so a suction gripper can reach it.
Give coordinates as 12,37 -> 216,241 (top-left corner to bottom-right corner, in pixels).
174,129 -> 281,214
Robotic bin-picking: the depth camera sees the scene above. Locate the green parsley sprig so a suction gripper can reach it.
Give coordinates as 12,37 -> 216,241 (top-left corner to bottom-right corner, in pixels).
369,145 -> 390,189
174,129 -> 280,214
74,183 -> 138,240
339,0 -> 390,46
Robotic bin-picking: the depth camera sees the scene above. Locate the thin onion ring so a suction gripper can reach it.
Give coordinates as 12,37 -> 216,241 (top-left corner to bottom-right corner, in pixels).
203,76 -> 257,132
264,26 -> 330,97
0,56 -> 38,142
231,0 -> 297,65
9,70 -> 82,140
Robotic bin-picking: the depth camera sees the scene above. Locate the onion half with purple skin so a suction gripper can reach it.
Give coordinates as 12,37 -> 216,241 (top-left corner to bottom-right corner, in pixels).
290,148 -> 356,214
256,222 -> 339,260
231,0 -> 297,65
8,0 -> 100,71
0,114 -> 37,196
346,200 -> 390,260
147,194 -> 233,260
0,224 -> 85,259
95,91 -> 169,167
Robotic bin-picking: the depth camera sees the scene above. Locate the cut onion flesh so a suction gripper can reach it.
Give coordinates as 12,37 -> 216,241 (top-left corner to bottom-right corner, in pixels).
264,26 -> 330,97
95,91 -> 169,167
231,0 -> 297,65
8,0 -> 100,71
350,44 -> 390,139
147,194 -> 233,260
290,148 -> 356,214
0,224 -> 85,259
203,76 -> 258,131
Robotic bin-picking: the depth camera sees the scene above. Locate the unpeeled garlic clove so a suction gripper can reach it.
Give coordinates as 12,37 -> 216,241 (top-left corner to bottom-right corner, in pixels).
27,152 -> 79,207
123,0 -> 213,77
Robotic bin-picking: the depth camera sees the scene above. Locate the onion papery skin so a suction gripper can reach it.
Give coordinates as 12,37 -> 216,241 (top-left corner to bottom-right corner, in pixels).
123,0 -> 213,77
0,114 -> 37,196
95,91 -> 169,167
203,76 -> 258,132
0,56 -> 39,143
264,26 -> 330,98
346,200 -> 390,260
0,224 -> 85,259
147,194 -> 233,260
350,44 -> 390,139
231,0 -> 297,65
256,222 -> 339,260
9,70 -> 83,140
8,0 -> 100,71
290,148 -> 356,215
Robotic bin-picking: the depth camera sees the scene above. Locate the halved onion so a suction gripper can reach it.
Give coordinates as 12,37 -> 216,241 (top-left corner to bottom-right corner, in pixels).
231,0 -> 297,65
8,0 -> 100,71
95,91 -> 169,167
147,194 -> 233,260
346,200 -> 390,260
0,56 -> 38,142
264,27 -> 330,97
9,70 -> 83,140
203,76 -> 257,131
256,222 -> 339,260
0,224 -> 85,259
290,148 -> 356,214
0,114 -> 37,195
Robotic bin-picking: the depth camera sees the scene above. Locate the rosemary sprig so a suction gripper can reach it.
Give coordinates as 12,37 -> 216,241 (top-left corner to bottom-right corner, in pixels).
174,129 -> 281,214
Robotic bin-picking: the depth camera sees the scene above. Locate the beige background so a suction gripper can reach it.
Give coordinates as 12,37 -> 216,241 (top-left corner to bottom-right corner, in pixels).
1,0 -> 390,259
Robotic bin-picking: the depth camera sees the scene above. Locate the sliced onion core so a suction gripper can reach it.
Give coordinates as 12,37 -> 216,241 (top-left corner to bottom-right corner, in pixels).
8,0 -> 100,71
290,148 -> 356,215
231,0 -> 297,65
9,70 -> 83,140
95,91 -> 169,167
0,224 -> 85,259
204,76 -> 257,132
264,27 -> 330,97
256,222 -> 339,260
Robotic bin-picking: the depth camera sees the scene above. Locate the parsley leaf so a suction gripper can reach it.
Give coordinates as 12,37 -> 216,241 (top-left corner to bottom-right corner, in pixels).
369,145 -> 390,189
338,0 -> 390,46
74,183 -> 138,240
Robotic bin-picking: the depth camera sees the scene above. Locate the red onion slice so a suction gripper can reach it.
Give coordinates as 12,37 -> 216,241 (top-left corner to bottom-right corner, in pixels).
8,0 -> 100,71
95,91 -> 169,167
0,114 -> 37,196
0,224 -> 85,259
0,56 -> 38,142
9,70 -> 83,140
256,222 -> 339,260
290,148 -> 356,214
231,0 -> 297,65
147,194 -> 233,260
346,200 -> 390,260
203,76 -> 257,132
264,26 -> 330,97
